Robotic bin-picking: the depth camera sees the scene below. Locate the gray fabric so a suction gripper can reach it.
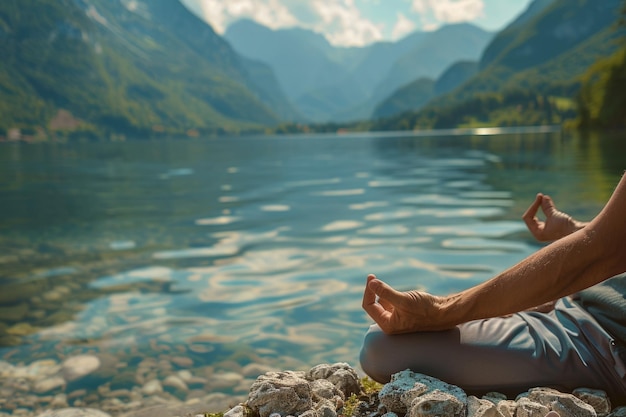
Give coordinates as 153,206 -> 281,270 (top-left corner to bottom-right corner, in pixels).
577,273 -> 626,346
360,297 -> 626,402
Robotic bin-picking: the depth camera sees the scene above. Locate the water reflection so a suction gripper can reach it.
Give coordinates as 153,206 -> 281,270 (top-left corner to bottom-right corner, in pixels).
0,130 -> 623,408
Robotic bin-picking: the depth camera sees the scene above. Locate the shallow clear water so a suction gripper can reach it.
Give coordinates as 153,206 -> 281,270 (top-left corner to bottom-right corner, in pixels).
0,129 -> 624,401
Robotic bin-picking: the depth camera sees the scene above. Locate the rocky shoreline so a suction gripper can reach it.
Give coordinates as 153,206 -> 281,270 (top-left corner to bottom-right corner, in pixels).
2,356 -> 626,417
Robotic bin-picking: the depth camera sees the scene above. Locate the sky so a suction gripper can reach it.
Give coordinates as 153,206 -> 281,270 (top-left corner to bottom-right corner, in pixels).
180,0 -> 533,47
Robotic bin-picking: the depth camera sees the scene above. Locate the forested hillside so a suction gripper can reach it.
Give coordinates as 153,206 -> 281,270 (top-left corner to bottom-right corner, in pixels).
371,0 -> 622,130
0,0 -> 296,139
577,3 -> 626,130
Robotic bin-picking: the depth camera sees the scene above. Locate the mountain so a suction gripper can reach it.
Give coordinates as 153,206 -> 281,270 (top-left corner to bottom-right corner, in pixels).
0,0 -> 297,138
224,20 -> 492,123
372,0 -> 622,129
372,78 -> 435,120
434,61 -> 480,96
370,24 -> 494,106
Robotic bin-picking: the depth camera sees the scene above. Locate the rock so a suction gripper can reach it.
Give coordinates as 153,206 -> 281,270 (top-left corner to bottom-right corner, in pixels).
310,379 -> 344,402
496,400 -> 518,417
467,396 -> 504,417
170,357 -> 193,368
163,375 -> 188,392
35,408 -> 111,417
177,370 -> 193,382
50,394 -> 68,408
62,355 -> 101,382
316,402 -> 338,417
527,387 -> 596,417
378,370 -> 466,415
516,397 -> 550,417
247,371 -> 313,417
34,376 -> 66,393
408,390 -> 465,417
224,405 -> 246,417
141,379 -> 163,396
306,363 -> 360,398
574,388 -> 611,417
483,392 -> 508,404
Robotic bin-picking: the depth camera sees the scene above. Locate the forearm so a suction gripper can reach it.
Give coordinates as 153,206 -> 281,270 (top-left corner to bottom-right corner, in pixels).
443,174 -> 626,326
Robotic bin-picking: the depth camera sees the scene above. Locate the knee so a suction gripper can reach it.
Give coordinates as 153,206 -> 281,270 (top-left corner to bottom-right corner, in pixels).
359,325 -> 394,384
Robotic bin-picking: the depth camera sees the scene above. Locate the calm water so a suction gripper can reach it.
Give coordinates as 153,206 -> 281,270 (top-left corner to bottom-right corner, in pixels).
0,130 -> 624,400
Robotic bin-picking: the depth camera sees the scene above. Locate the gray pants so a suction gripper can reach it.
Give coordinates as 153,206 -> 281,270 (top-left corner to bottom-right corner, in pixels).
360,297 -> 626,402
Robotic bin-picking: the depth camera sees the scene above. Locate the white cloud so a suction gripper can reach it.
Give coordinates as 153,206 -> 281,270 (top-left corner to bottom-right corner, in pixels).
182,0 -> 384,47
391,12 -> 416,40
309,0 -> 384,46
411,0 -> 485,24
189,0 -> 299,34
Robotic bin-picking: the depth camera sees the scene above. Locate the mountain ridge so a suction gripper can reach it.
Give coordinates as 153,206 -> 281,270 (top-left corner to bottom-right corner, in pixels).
0,0 -> 297,138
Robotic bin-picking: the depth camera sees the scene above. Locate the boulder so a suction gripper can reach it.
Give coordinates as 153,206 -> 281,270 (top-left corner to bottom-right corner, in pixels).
306,363 -> 360,398
378,370 -> 466,415
408,390 -> 465,417
574,388 -> 611,417
247,371 -> 312,417
527,387 -> 597,417
467,395 -> 504,417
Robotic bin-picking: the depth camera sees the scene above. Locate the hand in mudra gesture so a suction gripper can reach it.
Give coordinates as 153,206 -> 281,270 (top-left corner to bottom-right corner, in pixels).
522,193 -> 585,242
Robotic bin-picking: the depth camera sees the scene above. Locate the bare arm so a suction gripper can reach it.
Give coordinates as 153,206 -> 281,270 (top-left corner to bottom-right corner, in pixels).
363,174 -> 626,334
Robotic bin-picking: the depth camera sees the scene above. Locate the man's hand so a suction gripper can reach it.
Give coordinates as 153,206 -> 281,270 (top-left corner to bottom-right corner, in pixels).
362,274 -> 452,334
522,193 -> 585,242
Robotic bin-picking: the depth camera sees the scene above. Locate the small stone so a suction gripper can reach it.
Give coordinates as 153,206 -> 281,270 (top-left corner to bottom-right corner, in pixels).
408,390 -> 465,417
467,396 -> 504,417
574,388 -> 611,417
163,375 -> 188,392
35,408 -> 111,417
496,400 -> 518,417
516,397 -> 550,417
171,357 -> 193,368
177,370 -> 193,381
62,355 -> 101,382
141,379 -> 163,396
34,376 -> 66,393
50,394 -> 68,408
483,392 -> 508,404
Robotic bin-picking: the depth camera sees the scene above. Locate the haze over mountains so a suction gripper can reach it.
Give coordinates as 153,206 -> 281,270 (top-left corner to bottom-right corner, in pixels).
0,0 -> 622,138
224,20 -> 494,123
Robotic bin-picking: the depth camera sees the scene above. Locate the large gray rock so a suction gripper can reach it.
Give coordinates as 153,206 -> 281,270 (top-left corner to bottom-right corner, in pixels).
408,390 -> 465,417
247,371 -> 313,417
516,397 -> 550,417
467,395 -> 504,417
306,363 -> 360,398
378,370 -> 466,415
527,387 -> 597,417
574,388 -> 611,417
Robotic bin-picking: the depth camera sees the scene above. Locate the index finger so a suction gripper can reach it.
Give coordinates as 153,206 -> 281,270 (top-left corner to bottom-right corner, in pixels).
522,193 -> 543,233
362,275 -> 391,326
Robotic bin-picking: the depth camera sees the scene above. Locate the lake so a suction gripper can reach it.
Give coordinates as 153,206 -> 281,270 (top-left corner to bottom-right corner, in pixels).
0,129 -> 624,413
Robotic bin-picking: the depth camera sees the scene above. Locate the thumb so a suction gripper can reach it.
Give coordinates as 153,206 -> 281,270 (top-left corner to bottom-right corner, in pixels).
369,279 -> 404,303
